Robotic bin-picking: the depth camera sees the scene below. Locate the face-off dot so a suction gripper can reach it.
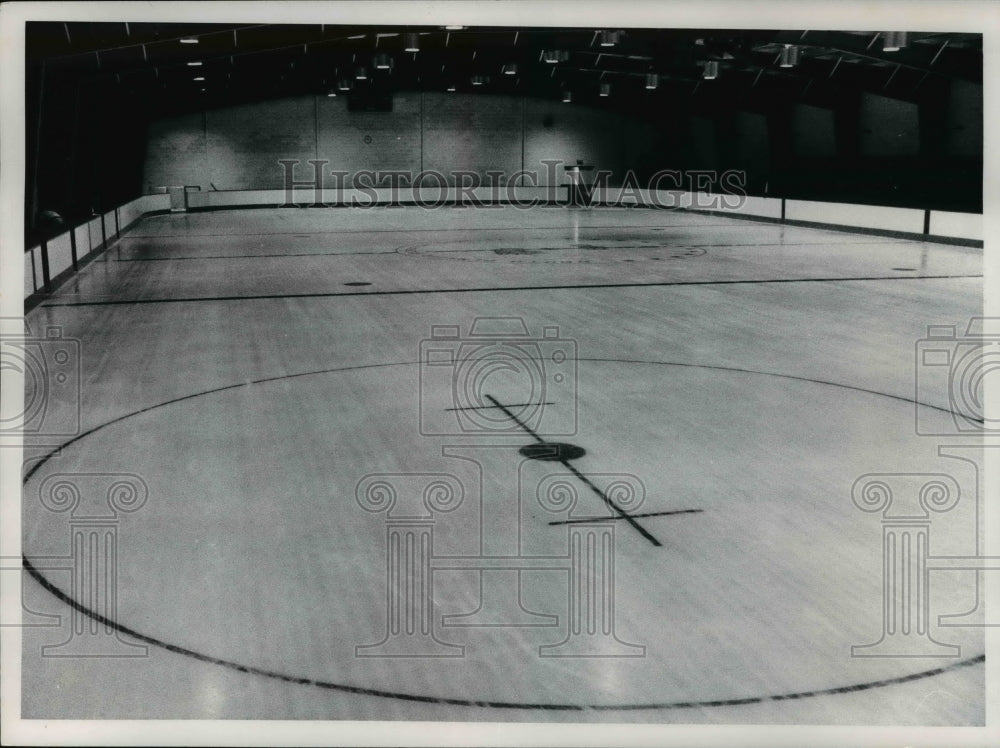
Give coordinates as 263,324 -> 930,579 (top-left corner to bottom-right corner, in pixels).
518,442 -> 586,461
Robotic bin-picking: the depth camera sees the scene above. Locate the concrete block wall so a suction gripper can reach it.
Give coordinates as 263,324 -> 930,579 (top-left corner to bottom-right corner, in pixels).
946,79 -> 982,158
423,93 -> 523,183
143,92 -> 639,192
207,98 -> 316,190
141,86 -> 982,212
859,93 -> 920,157
790,105 -> 836,159
523,98 -> 626,185
318,92 -> 422,176
143,113 -> 208,192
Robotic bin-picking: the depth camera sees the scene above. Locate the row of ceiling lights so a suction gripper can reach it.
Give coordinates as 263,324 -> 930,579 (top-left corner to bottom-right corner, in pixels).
175,28 -> 616,49
186,38 -> 577,94
323,73 -> 660,98
179,29 -> 911,95
701,30 -> 908,81
175,28 -> 908,56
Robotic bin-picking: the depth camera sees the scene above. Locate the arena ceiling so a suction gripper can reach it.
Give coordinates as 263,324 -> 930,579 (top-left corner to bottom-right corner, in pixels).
27,22 -> 982,114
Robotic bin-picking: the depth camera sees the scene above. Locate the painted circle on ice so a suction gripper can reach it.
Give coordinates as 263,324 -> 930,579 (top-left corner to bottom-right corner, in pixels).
21,358 -> 982,712
398,240 -> 706,264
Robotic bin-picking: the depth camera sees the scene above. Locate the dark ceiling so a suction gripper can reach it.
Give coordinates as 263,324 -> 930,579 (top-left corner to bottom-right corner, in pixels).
27,22 -> 982,114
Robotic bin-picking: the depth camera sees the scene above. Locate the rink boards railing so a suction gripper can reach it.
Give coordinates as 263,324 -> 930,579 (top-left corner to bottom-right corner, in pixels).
24,187 -> 983,304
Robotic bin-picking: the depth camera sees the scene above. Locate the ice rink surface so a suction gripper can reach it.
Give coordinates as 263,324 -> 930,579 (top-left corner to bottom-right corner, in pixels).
21,205 -> 985,723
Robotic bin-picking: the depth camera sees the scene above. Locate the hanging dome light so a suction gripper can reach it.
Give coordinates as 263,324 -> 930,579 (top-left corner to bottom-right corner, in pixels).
599,82 -> 611,97
404,33 -> 420,52
355,66 -> 368,80
562,90 -> 572,103
374,53 -> 393,70
883,31 -> 909,51
779,44 -> 800,68
337,79 -> 352,91
703,60 -> 719,80
599,30 -> 621,47
645,73 -> 659,89
502,63 -> 518,75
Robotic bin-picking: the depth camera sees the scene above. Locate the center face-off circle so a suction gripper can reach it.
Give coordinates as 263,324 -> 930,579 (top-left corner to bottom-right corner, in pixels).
21,359 -> 982,712
398,239 -> 706,264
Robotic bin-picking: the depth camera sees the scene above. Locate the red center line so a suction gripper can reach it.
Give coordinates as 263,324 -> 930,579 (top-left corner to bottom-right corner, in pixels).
445,401 -> 554,412
549,508 -> 703,526
484,394 -> 662,547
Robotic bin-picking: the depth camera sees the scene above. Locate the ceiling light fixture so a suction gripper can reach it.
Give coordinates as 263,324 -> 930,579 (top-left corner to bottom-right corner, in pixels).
703,60 -> 719,80
645,72 -> 659,89
193,76 -> 205,81
337,79 -> 352,91
562,90 -> 572,103
779,44 -> 800,68
404,33 -> 420,52
374,53 -> 392,70
599,30 -> 620,47
445,25 -> 464,30
179,37 -> 199,44
355,66 -> 368,80
502,63 -> 518,75
883,31 -> 909,52
186,61 -> 203,67
599,82 -> 611,96
471,74 -> 486,85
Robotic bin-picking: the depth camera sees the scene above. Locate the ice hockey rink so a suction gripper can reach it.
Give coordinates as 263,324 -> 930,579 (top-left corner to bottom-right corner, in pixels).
16,204 -> 987,724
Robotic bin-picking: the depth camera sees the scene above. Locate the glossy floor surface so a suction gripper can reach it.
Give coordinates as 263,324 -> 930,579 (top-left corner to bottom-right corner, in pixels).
21,205 -> 986,723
